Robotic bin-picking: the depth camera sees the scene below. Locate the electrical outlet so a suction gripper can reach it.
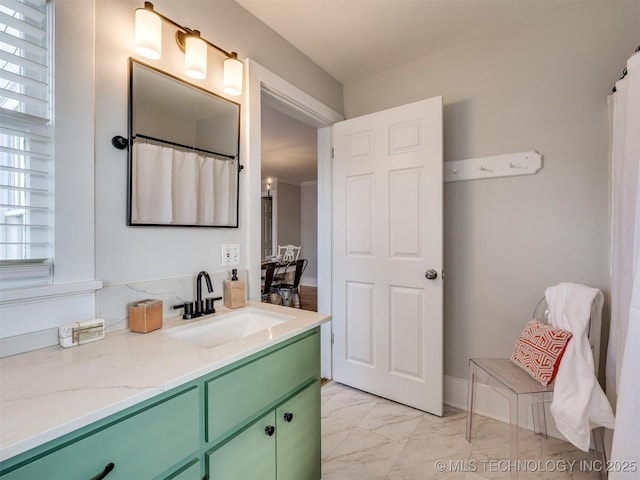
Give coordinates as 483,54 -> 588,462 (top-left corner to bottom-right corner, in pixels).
221,244 -> 240,266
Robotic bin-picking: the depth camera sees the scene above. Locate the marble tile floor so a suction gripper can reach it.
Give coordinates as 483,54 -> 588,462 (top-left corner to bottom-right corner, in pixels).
321,381 -> 603,480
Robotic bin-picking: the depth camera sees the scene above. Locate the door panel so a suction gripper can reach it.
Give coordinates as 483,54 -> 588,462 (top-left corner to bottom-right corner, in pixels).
345,174 -> 374,255
261,197 -> 273,259
389,168 -> 422,257
345,281 -> 375,365
332,97 -> 443,415
389,286 -> 423,378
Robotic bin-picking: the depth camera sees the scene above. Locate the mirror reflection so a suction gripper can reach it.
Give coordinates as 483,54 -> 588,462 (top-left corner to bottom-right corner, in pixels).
128,59 -> 240,227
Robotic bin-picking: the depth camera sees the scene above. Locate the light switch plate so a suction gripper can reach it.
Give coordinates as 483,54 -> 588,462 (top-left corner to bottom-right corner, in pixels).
222,243 -> 240,266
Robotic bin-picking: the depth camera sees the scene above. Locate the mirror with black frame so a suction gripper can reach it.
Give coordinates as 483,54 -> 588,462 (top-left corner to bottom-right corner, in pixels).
127,59 -> 240,227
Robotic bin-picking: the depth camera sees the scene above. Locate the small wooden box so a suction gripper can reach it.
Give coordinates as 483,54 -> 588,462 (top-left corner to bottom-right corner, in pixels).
223,280 -> 246,309
129,299 -> 163,333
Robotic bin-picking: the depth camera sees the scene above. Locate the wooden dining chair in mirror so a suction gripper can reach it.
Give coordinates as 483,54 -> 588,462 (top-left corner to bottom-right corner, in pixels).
277,245 -> 301,262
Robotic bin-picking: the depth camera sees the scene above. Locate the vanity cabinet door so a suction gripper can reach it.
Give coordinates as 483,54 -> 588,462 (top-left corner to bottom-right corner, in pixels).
206,410 -> 276,480
276,381 -> 321,480
205,381 -> 320,480
1,387 -> 200,480
205,330 -> 319,444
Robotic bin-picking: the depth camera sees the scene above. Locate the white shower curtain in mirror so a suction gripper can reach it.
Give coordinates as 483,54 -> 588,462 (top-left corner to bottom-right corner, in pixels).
197,155 -> 233,225
198,155 -> 215,225
213,157 -> 230,225
132,143 -> 172,223
607,49 -> 640,480
172,150 -> 199,225
133,143 -> 233,225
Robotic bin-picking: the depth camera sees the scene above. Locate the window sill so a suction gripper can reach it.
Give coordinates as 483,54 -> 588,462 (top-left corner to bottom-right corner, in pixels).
0,280 -> 103,304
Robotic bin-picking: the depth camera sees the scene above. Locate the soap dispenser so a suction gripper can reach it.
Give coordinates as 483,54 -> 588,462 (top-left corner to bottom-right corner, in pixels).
223,268 -> 246,309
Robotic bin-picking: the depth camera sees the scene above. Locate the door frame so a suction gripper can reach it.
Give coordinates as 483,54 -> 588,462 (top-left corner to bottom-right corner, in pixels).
246,60 -> 343,378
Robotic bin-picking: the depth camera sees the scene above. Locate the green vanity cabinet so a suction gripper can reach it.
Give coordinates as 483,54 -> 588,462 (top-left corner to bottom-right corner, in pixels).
0,327 -> 321,480
0,386 -> 201,480
206,380 -> 320,480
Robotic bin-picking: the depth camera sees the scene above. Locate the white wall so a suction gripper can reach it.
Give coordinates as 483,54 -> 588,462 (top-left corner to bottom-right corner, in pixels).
275,182 -> 301,247
343,1 -> 639,380
1,0 -> 343,353
93,0 -> 341,286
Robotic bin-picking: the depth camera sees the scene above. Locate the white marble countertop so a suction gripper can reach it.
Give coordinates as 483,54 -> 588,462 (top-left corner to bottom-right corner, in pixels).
0,301 -> 330,462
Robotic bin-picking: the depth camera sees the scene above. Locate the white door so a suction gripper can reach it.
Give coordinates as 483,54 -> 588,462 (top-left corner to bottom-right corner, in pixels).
332,97 -> 443,415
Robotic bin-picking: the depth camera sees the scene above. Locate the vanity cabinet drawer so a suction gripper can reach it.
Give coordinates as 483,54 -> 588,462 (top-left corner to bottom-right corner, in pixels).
1,386 -> 200,480
205,330 -> 319,443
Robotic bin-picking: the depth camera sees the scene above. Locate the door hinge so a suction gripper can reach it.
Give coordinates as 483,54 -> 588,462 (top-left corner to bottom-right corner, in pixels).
331,147 -> 334,159
331,332 -> 334,345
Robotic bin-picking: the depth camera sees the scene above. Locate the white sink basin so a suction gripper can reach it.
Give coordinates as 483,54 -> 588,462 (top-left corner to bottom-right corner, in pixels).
163,307 -> 294,349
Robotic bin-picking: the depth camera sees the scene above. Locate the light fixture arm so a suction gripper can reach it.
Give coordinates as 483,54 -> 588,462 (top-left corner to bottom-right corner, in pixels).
141,2 -> 236,59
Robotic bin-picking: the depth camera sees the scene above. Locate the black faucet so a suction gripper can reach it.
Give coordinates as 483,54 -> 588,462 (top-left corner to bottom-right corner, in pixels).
172,270 -> 221,319
195,270 -> 213,314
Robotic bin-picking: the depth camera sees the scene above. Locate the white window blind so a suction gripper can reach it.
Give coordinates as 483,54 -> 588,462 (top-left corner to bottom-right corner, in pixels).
0,0 -> 52,288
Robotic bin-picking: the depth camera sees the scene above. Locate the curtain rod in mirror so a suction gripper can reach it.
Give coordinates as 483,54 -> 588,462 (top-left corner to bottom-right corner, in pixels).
112,134 -> 241,163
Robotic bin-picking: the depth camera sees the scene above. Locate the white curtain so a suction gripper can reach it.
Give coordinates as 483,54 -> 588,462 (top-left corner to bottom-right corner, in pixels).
213,157 -> 231,225
132,143 -> 172,224
172,150 -> 199,225
198,155 -> 215,225
132,144 -> 234,225
608,50 -> 640,479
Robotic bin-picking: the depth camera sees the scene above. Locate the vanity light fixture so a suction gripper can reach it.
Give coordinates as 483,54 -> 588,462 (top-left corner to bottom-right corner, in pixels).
134,2 -> 243,95
184,30 -> 207,80
135,4 -> 162,59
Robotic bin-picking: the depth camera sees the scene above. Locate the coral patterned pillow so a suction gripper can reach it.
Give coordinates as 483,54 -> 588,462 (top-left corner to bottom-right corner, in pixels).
511,319 -> 573,386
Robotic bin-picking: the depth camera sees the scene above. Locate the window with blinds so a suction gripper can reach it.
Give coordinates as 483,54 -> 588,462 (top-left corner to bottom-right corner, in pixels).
0,0 -> 53,288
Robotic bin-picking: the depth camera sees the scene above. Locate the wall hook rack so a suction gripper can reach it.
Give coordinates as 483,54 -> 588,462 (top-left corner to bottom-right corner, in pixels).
444,150 -> 543,183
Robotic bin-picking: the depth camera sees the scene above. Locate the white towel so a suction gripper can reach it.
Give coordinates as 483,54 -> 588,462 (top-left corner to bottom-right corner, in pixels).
546,283 -> 615,451
171,150 -> 199,225
132,143 -> 172,224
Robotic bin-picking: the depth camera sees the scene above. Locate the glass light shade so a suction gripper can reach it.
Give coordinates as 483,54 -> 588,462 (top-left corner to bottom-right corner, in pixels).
224,55 -> 243,96
134,8 -> 162,59
184,34 -> 207,80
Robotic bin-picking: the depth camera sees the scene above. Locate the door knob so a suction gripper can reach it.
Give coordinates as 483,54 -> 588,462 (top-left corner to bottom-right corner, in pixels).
425,269 -> 438,280
265,425 -> 275,436
283,412 -> 294,422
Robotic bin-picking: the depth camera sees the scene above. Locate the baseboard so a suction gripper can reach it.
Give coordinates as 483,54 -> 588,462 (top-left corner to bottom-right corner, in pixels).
301,278 -> 318,287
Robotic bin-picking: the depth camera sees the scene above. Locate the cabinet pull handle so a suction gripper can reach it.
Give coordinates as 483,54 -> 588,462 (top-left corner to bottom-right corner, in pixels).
283,412 -> 294,422
94,462 -> 115,480
265,425 -> 275,436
